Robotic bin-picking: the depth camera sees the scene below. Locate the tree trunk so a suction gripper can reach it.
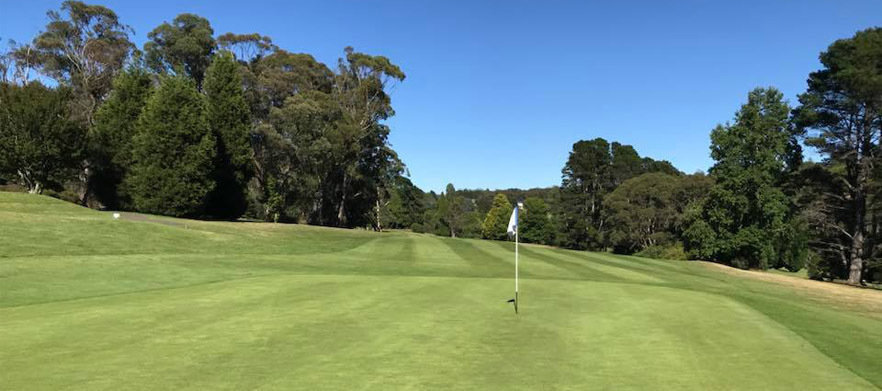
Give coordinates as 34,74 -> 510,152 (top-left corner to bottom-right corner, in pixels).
337,173 -> 348,227
375,188 -> 382,232
848,191 -> 865,285
847,176 -> 866,285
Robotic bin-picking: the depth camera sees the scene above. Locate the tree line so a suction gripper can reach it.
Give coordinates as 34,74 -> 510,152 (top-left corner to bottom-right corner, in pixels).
375,28 -> 882,286
0,2 -> 879,285
0,1 -> 404,228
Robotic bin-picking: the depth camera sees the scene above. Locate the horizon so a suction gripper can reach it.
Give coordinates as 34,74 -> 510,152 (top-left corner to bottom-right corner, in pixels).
2,0 -> 880,192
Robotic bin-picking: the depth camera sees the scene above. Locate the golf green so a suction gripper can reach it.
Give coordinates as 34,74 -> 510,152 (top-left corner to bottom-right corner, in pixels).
1,192 -> 880,390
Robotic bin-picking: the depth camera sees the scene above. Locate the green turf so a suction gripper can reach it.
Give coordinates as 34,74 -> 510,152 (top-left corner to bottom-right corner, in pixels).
1,192 -> 881,390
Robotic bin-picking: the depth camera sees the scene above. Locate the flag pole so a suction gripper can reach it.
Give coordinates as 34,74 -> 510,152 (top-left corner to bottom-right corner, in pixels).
515,220 -> 519,314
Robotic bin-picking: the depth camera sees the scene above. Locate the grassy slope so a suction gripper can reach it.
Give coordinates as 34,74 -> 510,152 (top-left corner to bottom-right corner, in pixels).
1,192 -> 880,390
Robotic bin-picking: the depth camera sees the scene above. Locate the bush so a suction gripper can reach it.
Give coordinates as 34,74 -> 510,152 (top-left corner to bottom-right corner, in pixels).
635,242 -> 687,260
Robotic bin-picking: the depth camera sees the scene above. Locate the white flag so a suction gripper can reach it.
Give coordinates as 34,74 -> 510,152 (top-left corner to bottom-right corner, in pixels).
506,206 -> 518,235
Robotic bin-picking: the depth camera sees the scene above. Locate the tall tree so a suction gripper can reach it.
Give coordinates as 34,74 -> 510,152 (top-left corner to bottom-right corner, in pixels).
559,138 -> 611,250
144,13 -> 215,87
323,47 -> 405,227
89,66 -> 153,209
253,90 -> 337,222
481,193 -> 512,240
0,82 -> 85,194
203,52 -> 252,219
520,197 -> 555,245
438,183 -> 468,238
126,76 -> 215,217
28,1 -> 134,125
684,87 -> 802,269
793,28 -> 882,284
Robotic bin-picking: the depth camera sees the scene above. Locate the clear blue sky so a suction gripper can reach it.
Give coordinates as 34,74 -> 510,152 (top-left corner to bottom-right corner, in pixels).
2,1 -> 880,192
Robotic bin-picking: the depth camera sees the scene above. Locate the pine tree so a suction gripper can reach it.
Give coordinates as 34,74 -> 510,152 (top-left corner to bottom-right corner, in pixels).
203,51 -> 252,219
90,66 -> 153,209
126,76 -> 215,217
482,194 -> 512,240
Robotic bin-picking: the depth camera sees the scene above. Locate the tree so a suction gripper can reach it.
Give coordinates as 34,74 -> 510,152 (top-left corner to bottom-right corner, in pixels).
216,33 -> 276,63
378,175 -> 425,230
520,197 -> 555,245
438,183 -> 469,237
28,1 -> 134,125
322,47 -> 406,227
144,13 -> 215,87
0,82 -> 85,193
203,52 -> 252,219
126,76 -> 215,217
604,172 -> 679,253
248,50 -> 333,119
559,138 -> 611,249
683,87 -> 802,269
793,28 -> 882,285
557,138 -> 675,250
482,194 -> 512,240
89,66 -> 153,209
253,90 -> 336,222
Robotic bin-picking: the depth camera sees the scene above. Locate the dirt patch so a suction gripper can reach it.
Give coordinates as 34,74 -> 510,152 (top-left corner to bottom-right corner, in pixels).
701,261 -> 882,315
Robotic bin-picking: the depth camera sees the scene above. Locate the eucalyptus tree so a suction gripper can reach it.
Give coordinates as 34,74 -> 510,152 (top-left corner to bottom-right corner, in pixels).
323,47 -> 405,227
144,13 -> 216,88
27,1 -> 135,125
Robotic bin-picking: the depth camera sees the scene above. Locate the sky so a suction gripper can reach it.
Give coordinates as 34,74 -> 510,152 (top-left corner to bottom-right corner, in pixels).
2,1 -> 881,192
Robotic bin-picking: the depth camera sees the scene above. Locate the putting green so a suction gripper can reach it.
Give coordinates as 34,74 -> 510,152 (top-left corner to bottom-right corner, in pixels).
1,192 -> 880,390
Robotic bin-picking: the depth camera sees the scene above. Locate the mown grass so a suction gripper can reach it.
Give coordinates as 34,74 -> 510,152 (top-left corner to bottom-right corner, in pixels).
1,192 -> 880,390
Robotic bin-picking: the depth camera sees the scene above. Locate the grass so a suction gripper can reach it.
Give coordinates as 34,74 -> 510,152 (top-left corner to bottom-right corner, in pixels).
1,192 -> 881,390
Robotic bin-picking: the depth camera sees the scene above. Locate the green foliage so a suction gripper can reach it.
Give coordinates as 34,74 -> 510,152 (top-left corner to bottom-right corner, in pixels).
379,176 -> 425,229
126,76 -> 215,217
559,138 -> 679,250
0,82 -> 86,193
684,87 -> 802,269
27,1 -> 134,124
604,172 -> 680,253
437,183 -> 468,237
481,194 -> 512,240
89,66 -> 153,209
203,52 -> 252,219
793,28 -> 882,284
635,242 -> 687,260
520,197 -> 555,245
144,13 -> 216,87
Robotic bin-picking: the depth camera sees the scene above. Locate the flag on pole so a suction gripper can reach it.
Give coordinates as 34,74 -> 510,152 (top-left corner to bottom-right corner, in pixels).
506,206 -> 518,236
508,204 -> 520,314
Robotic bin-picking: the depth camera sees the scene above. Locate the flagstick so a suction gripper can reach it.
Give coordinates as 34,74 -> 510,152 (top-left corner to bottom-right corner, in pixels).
515,217 -> 519,314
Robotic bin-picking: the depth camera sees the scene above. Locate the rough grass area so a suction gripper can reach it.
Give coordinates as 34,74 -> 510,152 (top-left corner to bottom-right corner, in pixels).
1,192 -> 881,390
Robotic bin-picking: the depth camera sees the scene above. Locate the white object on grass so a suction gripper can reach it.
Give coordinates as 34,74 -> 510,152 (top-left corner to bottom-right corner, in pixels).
113,213 -> 120,220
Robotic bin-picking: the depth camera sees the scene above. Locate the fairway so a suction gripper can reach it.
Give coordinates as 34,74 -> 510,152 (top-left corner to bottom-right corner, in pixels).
1,192 -> 881,390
